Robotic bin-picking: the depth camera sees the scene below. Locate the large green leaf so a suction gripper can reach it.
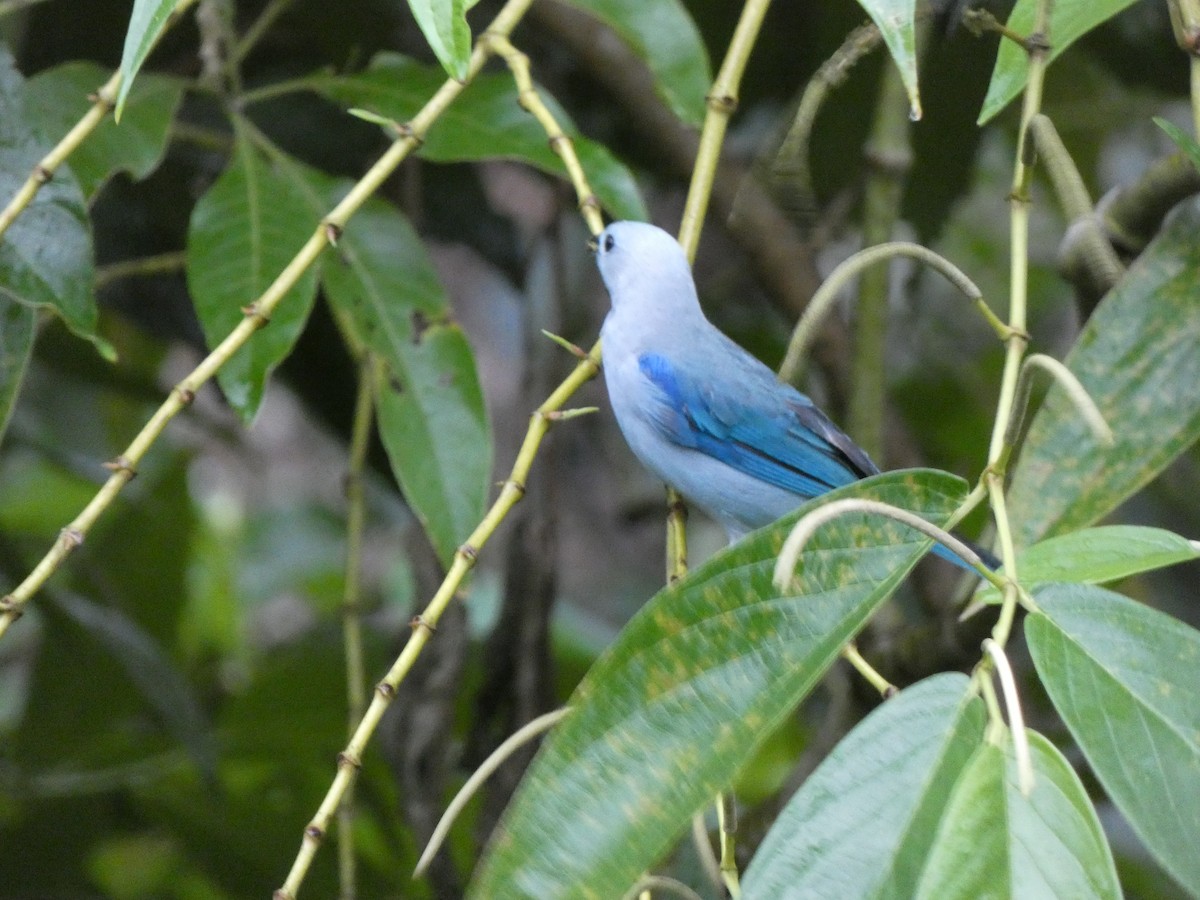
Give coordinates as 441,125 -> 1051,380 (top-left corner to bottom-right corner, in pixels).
1027,583 -> 1200,895
914,730 -> 1120,899
0,46 -> 99,351
469,470 -> 967,898
115,0 -> 180,119
186,126 -> 320,420
0,295 -> 34,443
564,0 -> 710,126
972,525 -> 1200,606
743,674 -> 985,898
407,0 -> 471,81
978,0 -> 1140,124
319,180 -> 490,567
854,0 -> 921,119
25,62 -> 184,200
1007,198 -> 1200,545
310,53 -> 646,222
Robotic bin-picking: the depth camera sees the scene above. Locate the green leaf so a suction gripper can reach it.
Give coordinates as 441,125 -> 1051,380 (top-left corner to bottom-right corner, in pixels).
1006,731 -> 1121,900
0,46 -> 101,353
0,296 -> 35,443
185,126 -> 320,420
469,470 -> 967,898
972,526 -> 1200,606
563,0 -> 710,126
855,0 -> 921,119
1027,583 -> 1200,895
1155,116 -> 1200,172
914,730 -> 1120,899
319,181 -> 491,567
115,0 -> 179,119
978,0 -> 1139,124
1007,198 -> 1200,545
407,0 -> 471,81
743,674 -> 986,898
311,53 -> 646,221
25,62 -> 184,200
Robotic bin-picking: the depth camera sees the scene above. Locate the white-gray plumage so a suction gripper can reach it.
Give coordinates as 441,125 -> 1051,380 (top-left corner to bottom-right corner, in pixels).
596,221 -> 879,543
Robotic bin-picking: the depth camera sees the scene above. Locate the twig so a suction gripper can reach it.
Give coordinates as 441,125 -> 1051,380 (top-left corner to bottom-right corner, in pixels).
984,0 -> 1056,647
413,707 -> 569,879
848,16 -> 927,460
779,242 -> 990,385
773,498 -> 1005,593
0,0 -> 533,639
0,0 -> 200,242
336,358 -> 374,900
982,639 -> 1034,795
94,251 -> 187,289
677,0 -> 772,256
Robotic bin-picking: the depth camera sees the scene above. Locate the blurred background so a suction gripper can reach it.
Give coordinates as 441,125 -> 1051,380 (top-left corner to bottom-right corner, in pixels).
0,0 -> 1197,896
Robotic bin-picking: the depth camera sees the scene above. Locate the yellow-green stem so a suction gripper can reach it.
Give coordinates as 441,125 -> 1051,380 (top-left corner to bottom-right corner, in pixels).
984,0 -> 1055,647
678,0 -> 773,256
841,643 -> 894,696
0,0 -> 199,240
336,358 -> 374,900
717,791 -> 741,899
0,0 -> 540,641
849,26 -> 922,460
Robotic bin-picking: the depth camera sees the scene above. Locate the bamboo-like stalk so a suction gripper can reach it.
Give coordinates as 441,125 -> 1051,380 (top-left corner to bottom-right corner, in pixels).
0,0 -> 539,640
278,0 -> 780,892
987,0 -> 1055,648
849,23 -> 925,462
677,0 -> 772,257
335,358 -> 374,900
0,0 -> 200,241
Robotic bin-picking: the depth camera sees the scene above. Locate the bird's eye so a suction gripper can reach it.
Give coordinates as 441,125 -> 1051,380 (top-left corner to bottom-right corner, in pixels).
602,233 -> 615,252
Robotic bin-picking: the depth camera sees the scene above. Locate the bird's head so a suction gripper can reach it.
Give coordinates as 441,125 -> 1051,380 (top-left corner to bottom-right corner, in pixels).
593,221 -> 700,320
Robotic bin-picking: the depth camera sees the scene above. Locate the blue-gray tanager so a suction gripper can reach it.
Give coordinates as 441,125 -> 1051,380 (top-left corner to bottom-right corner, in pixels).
596,220 -> 984,571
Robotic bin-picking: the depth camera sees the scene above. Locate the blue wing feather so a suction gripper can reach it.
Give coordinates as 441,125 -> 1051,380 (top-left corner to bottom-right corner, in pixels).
637,351 -> 878,501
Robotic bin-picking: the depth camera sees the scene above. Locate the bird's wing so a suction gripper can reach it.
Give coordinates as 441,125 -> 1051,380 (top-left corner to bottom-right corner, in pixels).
637,350 -> 878,499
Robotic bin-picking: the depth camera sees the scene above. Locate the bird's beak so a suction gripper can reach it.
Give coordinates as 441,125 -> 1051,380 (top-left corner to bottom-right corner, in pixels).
587,236 -> 599,253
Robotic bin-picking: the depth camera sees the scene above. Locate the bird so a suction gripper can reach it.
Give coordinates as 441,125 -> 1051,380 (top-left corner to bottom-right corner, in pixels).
595,220 -> 988,572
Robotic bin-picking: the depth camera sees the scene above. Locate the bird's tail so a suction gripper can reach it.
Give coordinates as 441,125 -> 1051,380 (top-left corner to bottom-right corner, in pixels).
932,534 -> 1000,573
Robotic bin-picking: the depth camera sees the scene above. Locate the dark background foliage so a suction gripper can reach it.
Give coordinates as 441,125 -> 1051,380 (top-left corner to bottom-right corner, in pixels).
0,0 -> 1197,897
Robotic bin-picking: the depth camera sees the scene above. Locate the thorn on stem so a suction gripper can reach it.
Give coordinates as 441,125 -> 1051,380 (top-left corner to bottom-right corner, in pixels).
103,455 -> 137,478
705,91 -> 738,114
304,824 -> 325,842
1024,31 -> 1051,55
1185,27 -> 1200,55
0,595 -> 21,620
323,221 -> 343,245
391,121 -> 425,147
176,386 -> 196,406
60,527 -> 84,550
375,681 -> 396,699
89,91 -> 116,112
336,752 -> 362,771
33,165 -> 52,184
241,302 -> 271,326
410,614 -> 437,634
541,329 -> 588,359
